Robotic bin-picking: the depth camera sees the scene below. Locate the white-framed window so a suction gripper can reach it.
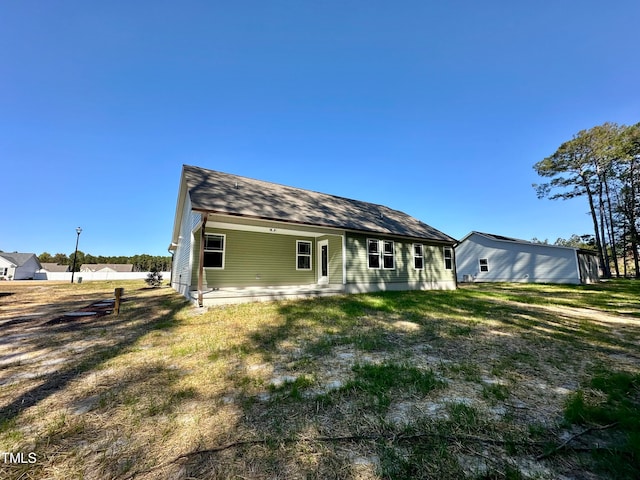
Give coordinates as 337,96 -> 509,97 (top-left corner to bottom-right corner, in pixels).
367,239 -> 380,269
479,258 -> 489,272
203,234 -> 225,268
444,247 -> 453,270
296,240 -> 312,270
367,239 -> 395,269
383,240 -> 395,269
413,244 -> 424,270
0,268 -> 7,276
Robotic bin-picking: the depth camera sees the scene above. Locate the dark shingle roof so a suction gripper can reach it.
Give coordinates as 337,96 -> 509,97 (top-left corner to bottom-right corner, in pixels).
475,232 -> 528,243
80,264 -> 134,272
40,263 -> 70,272
463,232 -> 598,255
0,252 -> 40,268
183,165 -> 455,243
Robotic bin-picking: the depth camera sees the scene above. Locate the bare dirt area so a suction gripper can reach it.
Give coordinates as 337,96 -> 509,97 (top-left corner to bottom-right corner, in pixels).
1,282 -> 123,391
1,281 -> 639,479
0,281 -> 182,425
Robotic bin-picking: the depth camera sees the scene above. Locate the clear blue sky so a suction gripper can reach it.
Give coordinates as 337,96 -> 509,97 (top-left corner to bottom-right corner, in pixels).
2,1 -> 639,257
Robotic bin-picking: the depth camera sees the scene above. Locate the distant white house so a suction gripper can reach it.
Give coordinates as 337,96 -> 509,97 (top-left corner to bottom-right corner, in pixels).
455,232 -> 599,284
80,264 -> 134,273
0,252 -> 42,280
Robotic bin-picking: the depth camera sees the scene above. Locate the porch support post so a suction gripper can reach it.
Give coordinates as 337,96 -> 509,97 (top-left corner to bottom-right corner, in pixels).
198,213 -> 208,307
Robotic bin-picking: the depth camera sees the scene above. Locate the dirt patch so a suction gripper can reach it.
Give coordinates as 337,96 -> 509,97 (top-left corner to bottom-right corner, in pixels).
43,299 -> 121,326
0,282 -> 141,389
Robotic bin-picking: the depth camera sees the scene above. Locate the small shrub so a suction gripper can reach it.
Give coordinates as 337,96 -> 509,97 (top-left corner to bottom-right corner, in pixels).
145,270 -> 163,287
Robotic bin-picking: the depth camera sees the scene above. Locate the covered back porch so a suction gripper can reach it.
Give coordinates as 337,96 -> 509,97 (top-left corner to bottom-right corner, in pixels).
192,214 -> 346,306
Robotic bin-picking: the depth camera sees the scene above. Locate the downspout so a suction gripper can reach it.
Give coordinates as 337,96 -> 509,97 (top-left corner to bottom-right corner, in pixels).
167,246 -> 175,286
198,213 -> 208,307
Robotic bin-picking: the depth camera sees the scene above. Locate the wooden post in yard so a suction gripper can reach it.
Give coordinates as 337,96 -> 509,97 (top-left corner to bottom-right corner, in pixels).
114,287 -> 124,315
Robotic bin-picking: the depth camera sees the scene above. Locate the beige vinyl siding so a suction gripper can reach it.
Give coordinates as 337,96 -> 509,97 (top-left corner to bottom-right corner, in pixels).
193,227 -> 317,288
345,233 -> 455,286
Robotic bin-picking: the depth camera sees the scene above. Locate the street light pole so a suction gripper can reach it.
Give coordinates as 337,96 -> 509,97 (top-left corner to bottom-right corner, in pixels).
70,227 -> 82,284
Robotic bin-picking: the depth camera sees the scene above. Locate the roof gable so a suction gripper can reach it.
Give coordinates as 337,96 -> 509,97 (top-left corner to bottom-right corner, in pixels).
40,263 -> 70,272
459,231 -> 597,254
181,165 -> 455,243
0,252 -> 40,268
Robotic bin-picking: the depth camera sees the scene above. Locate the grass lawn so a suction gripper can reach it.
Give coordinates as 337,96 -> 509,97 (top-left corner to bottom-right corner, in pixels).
1,280 -> 639,479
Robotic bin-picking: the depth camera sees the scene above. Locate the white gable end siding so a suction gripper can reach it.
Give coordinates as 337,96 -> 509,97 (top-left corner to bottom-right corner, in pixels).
171,195 -> 201,297
0,257 -> 14,279
456,233 -> 581,284
13,256 -> 40,280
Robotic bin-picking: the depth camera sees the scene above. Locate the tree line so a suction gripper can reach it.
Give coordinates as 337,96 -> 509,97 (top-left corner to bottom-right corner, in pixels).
531,234 -> 596,250
38,251 -> 172,272
534,122 -> 640,278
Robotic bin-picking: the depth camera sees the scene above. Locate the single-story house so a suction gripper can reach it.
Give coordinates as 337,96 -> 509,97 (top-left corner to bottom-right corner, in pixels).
0,252 -> 42,280
80,264 -> 134,273
455,231 -> 600,284
169,165 -> 457,305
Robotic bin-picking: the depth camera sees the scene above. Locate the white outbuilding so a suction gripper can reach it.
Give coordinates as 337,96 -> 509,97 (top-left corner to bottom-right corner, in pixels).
455,232 -> 599,284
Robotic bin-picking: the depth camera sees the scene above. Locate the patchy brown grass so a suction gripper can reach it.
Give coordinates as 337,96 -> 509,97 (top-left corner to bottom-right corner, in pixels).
1,280 -> 639,479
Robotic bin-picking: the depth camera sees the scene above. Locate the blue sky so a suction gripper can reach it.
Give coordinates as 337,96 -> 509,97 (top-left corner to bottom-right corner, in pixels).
2,1 -> 639,257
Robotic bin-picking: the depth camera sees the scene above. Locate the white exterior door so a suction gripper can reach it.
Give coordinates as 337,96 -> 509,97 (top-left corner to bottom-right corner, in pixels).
318,240 -> 329,284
